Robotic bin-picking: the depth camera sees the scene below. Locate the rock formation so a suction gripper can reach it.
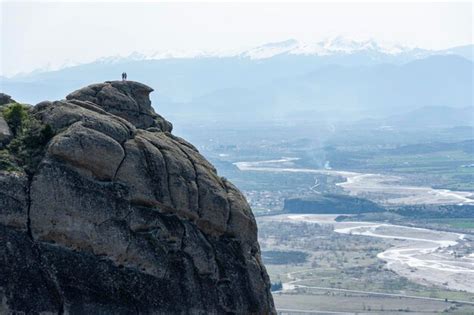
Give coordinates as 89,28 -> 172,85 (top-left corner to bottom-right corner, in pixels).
0,115 -> 11,146
0,93 -> 14,145
0,92 -> 15,106
0,81 -> 275,314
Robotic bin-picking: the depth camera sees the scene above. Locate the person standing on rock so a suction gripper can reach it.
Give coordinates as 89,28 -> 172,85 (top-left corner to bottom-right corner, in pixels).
121,72 -> 126,81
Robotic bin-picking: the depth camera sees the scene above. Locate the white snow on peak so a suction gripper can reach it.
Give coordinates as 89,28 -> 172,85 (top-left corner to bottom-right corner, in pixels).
93,48 -> 232,65
240,39 -> 300,59
92,37 -> 417,65
241,37 -> 415,59
6,38 -> 431,78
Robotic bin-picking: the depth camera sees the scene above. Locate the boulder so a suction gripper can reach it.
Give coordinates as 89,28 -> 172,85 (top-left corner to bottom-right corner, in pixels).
66,81 -> 173,131
0,92 -> 15,106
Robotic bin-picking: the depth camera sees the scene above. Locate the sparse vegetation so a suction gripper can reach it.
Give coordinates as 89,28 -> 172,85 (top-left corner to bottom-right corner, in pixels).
0,149 -> 20,172
262,250 -> 309,265
258,218 -> 474,313
284,194 -> 384,214
1,102 -> 55,174
2,103 -> 28,137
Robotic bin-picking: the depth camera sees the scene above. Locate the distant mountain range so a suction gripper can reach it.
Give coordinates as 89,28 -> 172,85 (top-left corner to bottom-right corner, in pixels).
352,106 -> 474,130
239,38 -> 473,62
5,38 -> 473,79
386,106 -> 474,128
28,37 -> 472,68
1,39 -> 472,126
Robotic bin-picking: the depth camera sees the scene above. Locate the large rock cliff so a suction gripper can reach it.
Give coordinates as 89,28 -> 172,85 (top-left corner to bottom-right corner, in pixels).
0,81 -> 275,314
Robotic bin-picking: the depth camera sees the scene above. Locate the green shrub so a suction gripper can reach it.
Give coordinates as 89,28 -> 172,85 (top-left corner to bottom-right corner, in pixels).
8,118 -> 55,175
1,103 -> 55,174
2,103 -> 29,137
0,149 -> 20,172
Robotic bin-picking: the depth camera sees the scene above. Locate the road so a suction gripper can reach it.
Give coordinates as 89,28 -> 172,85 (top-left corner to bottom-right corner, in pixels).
275,284 -> 474,306
277,309 -> 353,314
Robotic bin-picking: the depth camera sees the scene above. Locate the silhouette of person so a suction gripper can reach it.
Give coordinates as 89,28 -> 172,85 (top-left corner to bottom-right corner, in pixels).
124,72 -> 127,80
121,72 -> 125,81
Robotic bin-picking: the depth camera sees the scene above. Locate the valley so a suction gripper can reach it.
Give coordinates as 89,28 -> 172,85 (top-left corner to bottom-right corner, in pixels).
2,2 -> 472,314
259,215 -> 474,314
177,121 -> 474,314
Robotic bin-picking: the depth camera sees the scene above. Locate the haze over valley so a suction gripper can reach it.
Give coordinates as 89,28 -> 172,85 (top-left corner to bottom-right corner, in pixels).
3,39 -> 473,126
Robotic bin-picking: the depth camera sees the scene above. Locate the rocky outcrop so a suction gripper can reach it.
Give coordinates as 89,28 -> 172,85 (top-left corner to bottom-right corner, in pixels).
0,81 -> 275,314
0,94 -> 13,145
0,92 -> 15,106
0,115 -> 12,146
65,81 -> 172,131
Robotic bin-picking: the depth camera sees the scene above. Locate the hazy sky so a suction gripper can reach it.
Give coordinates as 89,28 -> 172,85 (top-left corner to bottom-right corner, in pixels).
1,1 -> 472,76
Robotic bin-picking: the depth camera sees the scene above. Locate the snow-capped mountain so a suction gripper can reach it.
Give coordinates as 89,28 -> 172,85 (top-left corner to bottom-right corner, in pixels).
73,37 -> 423,67
83,36 -> 467,67
240,37 -> 418,59
99,37 -> 424,63
2,40 -> 471,123
4,37 -> 471,78
103,37 -> 470,64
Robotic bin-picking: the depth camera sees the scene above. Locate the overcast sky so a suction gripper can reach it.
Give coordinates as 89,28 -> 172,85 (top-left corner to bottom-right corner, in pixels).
1,1 -> 472,77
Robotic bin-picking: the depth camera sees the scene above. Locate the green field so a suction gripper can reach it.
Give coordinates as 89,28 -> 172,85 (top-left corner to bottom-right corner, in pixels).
424,218 -> 474,230
325,143 -> 474,192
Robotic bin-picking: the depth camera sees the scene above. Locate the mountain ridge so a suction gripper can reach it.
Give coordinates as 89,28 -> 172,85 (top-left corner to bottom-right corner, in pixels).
2,51 -> 472,126
4,38 -> 472,79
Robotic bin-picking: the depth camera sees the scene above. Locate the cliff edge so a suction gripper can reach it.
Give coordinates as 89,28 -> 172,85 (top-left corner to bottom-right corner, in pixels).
0,81 -> 275,314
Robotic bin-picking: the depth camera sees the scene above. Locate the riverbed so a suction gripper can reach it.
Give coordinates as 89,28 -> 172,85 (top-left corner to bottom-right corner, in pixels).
234,158 -> 474,205
238,158 -> 474,291
260,214 -> 474,293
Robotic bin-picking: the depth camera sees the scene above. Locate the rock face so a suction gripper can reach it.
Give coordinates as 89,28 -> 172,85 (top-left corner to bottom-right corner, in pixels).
0,115 -> 12,146
0,92 -> 15,106
0,81 -> 275,314
0,94 -> 14,145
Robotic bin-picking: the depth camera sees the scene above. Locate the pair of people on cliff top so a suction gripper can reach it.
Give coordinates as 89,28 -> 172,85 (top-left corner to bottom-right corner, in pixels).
121,72 -> 127,81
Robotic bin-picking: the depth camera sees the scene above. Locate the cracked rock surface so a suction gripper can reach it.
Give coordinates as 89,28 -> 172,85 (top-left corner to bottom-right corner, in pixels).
0,81 -> 275,314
